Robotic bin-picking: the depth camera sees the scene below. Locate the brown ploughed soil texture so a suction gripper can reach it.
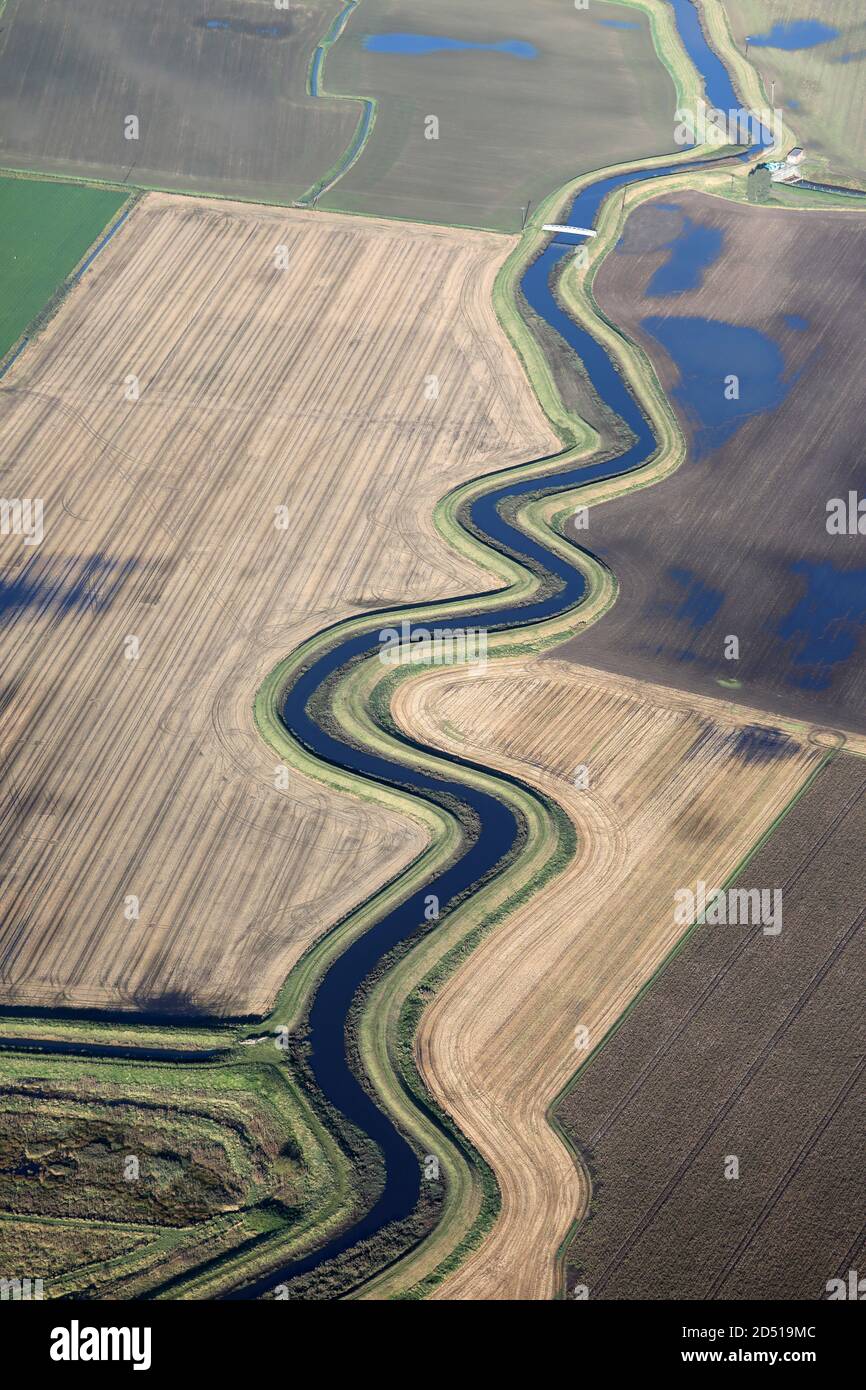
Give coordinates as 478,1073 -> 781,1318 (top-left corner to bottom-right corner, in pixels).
557,750 -> 866,1300
0,0 -> 358,202
0,193 -> 556,1015
558,193 -> 866,735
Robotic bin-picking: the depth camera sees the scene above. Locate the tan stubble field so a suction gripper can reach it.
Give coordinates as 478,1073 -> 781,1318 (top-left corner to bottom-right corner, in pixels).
0,193 -> 557,1014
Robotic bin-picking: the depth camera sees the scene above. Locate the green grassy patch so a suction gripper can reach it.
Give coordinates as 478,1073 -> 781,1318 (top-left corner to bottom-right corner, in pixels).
723,0 -> 866,186
0,175 -> 127,361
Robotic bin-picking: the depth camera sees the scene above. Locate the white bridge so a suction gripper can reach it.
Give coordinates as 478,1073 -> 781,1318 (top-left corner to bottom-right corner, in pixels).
542,224 -> 597,237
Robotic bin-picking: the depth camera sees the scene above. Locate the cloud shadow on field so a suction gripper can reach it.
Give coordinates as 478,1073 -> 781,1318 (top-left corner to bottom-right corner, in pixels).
0,553 -> 137,622
683,721 -> 797,764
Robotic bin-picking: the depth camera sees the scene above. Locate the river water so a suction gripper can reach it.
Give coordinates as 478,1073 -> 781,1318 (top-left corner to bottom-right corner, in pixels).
225,0 -> 751,1299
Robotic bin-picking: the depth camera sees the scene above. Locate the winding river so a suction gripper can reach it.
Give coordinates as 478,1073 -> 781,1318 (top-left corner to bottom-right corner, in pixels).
228,1 -> 755,1298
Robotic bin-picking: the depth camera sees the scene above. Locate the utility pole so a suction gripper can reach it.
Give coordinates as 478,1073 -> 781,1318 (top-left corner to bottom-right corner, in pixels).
521,200 -> 531,230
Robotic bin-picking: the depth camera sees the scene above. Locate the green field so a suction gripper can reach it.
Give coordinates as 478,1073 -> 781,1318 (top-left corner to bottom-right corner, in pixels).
723,0 -> 866,185
320,0 -> 681,231
0,176 -> 127,361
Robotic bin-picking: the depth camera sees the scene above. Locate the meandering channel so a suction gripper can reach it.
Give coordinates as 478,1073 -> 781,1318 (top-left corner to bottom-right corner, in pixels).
227,1 -> 759,1298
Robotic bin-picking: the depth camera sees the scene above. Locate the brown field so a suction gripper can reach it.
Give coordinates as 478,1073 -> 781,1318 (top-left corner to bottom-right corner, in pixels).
0,0 -> 358,202
0,193 -> 556,1015
557,750 -> 866,1300
561,192 -> 866,734
321,0 -> 680,232
392,658 -> 827,1299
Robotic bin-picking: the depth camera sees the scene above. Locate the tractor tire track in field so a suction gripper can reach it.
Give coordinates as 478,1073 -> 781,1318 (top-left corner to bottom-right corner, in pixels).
706,1054 -> 866,1299
588,907 -> 865,1297
587,782 -> 866,1149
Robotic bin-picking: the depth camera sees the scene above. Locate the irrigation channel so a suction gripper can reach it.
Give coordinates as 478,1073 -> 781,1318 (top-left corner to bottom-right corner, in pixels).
227,3 -> 767,1298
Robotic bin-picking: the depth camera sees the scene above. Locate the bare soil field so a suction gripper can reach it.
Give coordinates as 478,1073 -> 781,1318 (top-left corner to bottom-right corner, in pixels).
321,0 -> 680,231
0,0 -> 358,202
560,192 -> 866,734
0,192 -> 555,1015
557,749 -> 866,1300
392,658 -> 825,1299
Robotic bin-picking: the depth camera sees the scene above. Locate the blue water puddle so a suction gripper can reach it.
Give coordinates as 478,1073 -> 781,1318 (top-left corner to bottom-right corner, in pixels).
788,99 -> 801,109
364,33 -> 537,58
833,50 -> 866,65
646,216 -> 724,295
198,18 -> 290,38
783,313 -> 810,332
746,21 -> 839,50
778,561 -> 866,688
598,18 -> 641,29
663,567 -> 725,629
641,315 -> 791,456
